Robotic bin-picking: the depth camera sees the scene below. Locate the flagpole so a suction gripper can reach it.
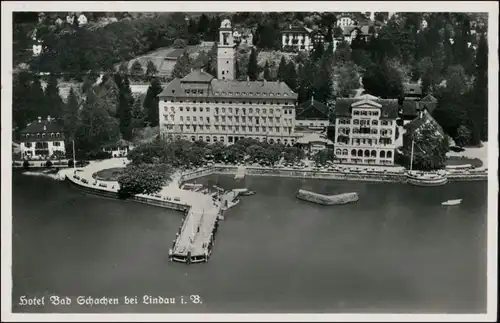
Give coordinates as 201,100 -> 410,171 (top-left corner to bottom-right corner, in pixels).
409,138 -> 415,172
72,139 -> 76,169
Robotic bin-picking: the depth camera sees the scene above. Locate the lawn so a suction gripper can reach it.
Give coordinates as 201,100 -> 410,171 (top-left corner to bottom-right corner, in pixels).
445,156 -> 483,168
92,167 -> 125,181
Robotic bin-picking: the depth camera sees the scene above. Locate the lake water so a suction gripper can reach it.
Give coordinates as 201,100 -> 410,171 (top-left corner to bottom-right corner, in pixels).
11,173 -> 487,313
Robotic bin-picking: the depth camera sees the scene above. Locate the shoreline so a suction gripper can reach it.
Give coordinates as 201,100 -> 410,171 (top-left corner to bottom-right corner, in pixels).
181,165 -> 488,184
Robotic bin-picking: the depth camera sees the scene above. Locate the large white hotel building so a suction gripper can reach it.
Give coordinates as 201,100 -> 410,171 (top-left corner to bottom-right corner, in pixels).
158,19 -> 299,146
333,94 -> 399,165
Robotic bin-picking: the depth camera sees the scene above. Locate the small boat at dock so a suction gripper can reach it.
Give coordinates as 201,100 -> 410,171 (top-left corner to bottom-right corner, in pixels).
240,190 -> 256,196
442,199 -> 462,206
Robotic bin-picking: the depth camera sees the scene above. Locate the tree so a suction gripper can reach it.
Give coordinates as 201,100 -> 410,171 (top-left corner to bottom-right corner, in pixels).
145,60 -> 158,81
118,61 -> 129,75
173,38 -> 186,49
311,41 -> 325,62
118,163 -> 173,198
235,60 -> 241,79
284,61 -> 298,91
473,33 -> 488,142
206,43 -> 218,76
313,148 -> 336,166
362,60 -> 404,99
277,56 -> 287,81
13,71 -> 35,131
197,14 -> 210,34
63,87 -> 80,141
131,97 -> 147,129
117,76 -> 134,140
143,77 -> 163,127
335,62 -> 360,97
130,60 -> 144,82
263,145 -> 282,166
263,61 -> 272,81
247,48 -> 259,81
172,53 -> 193,79
455,125 -> 472,148
402,122 -> 449,171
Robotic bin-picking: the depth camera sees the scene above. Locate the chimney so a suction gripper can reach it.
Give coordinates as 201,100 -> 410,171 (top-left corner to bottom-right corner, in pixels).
47,115 -> 51,122
38,116 -> 42,123
289,24 -> 292,29
247,76 -> 250,82
311,95 -> 314,104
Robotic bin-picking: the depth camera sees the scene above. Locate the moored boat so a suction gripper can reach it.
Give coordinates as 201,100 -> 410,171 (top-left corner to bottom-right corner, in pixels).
442,199 -> 462,206
406,139 -> 448,187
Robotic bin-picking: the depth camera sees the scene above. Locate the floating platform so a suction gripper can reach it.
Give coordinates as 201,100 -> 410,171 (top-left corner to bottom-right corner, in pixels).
296,189 -> 359,206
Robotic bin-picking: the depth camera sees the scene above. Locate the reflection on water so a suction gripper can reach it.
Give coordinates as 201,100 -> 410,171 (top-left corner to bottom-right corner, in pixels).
12,173 -> 487,313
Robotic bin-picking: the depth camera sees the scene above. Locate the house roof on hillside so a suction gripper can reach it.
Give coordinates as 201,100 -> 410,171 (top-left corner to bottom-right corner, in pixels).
296,97 -> 329,120
343,25 -> 371,36
421,94 -> 437,102
334,97 -> 399,119
159,69 -> 297,100
403,83 -> 423,96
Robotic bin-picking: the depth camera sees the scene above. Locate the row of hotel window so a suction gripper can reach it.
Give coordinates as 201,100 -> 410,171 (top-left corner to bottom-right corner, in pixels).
352,110 -> 382,116
23,141 -> 62,148
338,119 -> 393,126
338,128 -> 393,135
165,134 -> 296,144
163,115 -> 292,125
164,106 -> 294,115
23,132 -> 61,139
335,149 -> 394,159
182,89 -> 292,98
337,138 -> 394,146
164,124 -> 293,134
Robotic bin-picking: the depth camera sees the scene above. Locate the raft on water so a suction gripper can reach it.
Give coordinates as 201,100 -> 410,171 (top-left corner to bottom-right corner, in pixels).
296,189 -> 359,206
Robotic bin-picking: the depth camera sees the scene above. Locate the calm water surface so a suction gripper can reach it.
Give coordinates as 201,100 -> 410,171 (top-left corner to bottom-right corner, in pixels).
12,173 -> 487,313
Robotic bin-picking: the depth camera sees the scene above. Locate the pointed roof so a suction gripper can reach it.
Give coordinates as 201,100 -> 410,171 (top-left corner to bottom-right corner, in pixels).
354,93 -> 379,101
180,69 -> 215,83
296,97 -> 329,120
421,94 -> 437,102
351,98 -> 382,108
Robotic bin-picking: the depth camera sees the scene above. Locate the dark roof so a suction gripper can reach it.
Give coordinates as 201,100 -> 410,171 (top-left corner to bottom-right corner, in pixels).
159,69 -> 297,100
401,99 -> 438,117
296,98 -> 329,120
401,101 -> 419,117
403,83 -> 423,96
421,94 -> 437,102
20,118 -> 65,142
334,97 -> 399,119
181,69 -> 215,83
20,118 -> 63,134
165,48 -> 186,60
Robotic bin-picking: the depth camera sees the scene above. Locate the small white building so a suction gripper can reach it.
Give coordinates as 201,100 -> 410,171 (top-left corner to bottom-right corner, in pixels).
78,14 -> 88,26
101,139 -> 133,158
297,132 -> 334,155
336,15 -> 354,28
20,116 -> 66,160
280,25 -> 313,52
55,17 -> 64,26
66,15 -> 75,24
421,19 -> 428,30
32,43 -> 43,56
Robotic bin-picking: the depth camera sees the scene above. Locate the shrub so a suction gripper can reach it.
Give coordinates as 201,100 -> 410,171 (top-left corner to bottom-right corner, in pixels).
45,160 -> 53,168
68,159 -> 74,168
86,150 -> 112,160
